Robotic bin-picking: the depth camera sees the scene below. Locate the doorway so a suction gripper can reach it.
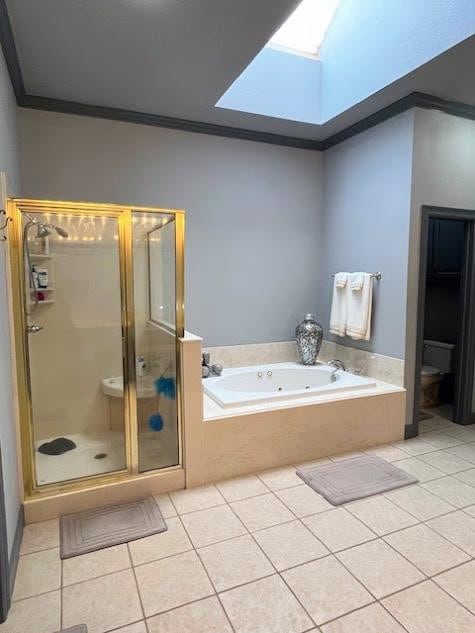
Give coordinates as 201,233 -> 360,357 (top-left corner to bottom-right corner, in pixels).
412,206 -> 475,435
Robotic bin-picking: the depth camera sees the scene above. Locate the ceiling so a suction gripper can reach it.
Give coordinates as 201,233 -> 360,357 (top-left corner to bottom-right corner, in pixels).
3,0 -> 475,143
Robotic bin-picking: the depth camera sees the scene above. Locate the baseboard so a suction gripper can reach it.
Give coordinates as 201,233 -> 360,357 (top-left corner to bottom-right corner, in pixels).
8,505 -> 24,598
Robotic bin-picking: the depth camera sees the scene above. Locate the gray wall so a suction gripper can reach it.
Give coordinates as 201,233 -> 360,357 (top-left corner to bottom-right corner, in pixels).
18,109 -> 323,347
320,111 -> 416,359
0,48 -> 22,556
405,108 -> 475,424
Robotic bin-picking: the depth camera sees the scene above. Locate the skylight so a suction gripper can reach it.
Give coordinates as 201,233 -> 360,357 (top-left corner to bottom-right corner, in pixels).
268,0 -> 339,57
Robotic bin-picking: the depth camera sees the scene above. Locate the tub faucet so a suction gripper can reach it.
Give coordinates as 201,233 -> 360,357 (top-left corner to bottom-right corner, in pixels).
327,359 -> 346,381
202,353 -> 223,378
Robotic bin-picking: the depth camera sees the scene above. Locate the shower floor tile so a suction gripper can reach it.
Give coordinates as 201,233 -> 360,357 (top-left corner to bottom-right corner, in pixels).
34,430 -> 178,485
35,432 -> 126,485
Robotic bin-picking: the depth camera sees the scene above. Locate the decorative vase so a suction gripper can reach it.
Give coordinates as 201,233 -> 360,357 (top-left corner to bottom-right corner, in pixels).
296,314 -> 323,365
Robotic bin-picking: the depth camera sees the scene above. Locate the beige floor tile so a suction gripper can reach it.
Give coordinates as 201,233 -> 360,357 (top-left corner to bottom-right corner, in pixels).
365,445 -> 409,462
180,505 -> 247,547
257,466 -> 302,491
393,438 -> 436,456
253,520 -> 329,571
170,484 -> 225,514
427,510 -> 475,555
275,485 -> 333,517
216,475 -> 268,502
62,544 -> 130,586
12,548 -> 61,601
220,574 -> 313,633
421,432 -> 464,450
384,524 -> 469,576
113,623 -> 147,633
395,457 -> 445,482
20,519 -> 59,554
147,596 -> 233,633
419,450 -> 473,474
303,508 -> 375,552
465,504 -> 475,517
0,591 -> 60,633
447,442 -> 475,463
283,556 -> 373,625
230,493 -> 294,532
198,534 -> 273,591
422,476 -> 475,508
154,493 -> 177,518
135,550 -> 214,617
330,451 -> 365,461
383,580 -> 475,633
385,485 -> 456,520
346,496 -> 419,536
337,539 -> 424,598
444,425 -> 475,441
434,560 -> 475,613
296,456 -> 331,469
128,517 -> 192,566
62,569 -> 142,633
454,468 -> 475,487
419,417 -> 453,432
320,603 -> 406,633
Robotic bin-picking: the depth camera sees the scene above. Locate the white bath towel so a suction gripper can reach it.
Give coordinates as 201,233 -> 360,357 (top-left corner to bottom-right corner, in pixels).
350,272 -> 364,292
346,273 -> 373,340
329,272 -> 349,336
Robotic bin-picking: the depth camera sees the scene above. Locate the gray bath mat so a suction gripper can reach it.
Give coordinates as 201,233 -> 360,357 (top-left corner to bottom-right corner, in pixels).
60,497 -> 167,559
56,626 -> 87,633
419,410 -> 434,421
297,455 -> 418,505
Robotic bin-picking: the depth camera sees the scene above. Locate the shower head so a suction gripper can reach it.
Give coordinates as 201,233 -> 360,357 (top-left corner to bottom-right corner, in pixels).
55,226 -> 69,238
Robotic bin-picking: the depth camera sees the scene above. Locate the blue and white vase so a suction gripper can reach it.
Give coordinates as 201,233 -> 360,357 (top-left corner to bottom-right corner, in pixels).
296,314 -> 323,365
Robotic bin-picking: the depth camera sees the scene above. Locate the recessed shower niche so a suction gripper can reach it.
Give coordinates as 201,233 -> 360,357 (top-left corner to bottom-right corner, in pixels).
8,199 -> 184,496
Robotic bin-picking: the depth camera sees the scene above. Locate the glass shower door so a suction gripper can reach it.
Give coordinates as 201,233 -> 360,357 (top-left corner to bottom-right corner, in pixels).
131,210 -> 183,472
22,210 -> 127,486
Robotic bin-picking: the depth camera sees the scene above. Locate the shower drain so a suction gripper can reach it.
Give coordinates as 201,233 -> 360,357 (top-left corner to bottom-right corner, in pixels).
94,453 -> 108,460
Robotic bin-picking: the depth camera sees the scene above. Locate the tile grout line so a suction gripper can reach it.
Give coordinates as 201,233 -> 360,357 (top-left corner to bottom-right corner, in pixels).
126,541 -> 150,633
224,495 -> 320,630
175,512 -> 238,633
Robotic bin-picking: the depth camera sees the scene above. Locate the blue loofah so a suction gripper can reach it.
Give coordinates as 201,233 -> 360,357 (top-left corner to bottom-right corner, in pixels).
149,413 -> 164,431
155,376 -> 176,400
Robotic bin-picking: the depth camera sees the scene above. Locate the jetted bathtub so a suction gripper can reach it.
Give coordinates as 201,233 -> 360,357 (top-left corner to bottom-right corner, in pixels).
203,362 -> 377,408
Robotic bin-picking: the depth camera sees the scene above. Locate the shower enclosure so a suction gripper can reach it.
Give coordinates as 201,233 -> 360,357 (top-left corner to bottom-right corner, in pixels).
8,199 -> 184,497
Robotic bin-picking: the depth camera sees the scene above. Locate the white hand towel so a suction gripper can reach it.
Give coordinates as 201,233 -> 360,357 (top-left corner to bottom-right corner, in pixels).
346,273 -> 373,340
335,272 -> 348,288
350,272 -> 364,292
329,272 -> 349,337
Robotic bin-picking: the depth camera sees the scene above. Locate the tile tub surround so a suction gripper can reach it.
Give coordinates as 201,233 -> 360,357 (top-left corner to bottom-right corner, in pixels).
201,388 -> 406,483
204,339 -> 404,386
8,417 -> 475,633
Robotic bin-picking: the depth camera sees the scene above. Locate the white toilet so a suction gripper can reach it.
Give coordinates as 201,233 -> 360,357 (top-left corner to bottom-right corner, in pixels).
421,340 -> 455,407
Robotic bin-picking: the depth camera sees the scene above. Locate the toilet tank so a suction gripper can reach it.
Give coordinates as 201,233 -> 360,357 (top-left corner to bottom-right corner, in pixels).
422,340 -> 455,373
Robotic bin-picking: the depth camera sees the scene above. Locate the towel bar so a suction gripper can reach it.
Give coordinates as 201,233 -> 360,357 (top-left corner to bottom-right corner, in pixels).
332,272 -> 382,281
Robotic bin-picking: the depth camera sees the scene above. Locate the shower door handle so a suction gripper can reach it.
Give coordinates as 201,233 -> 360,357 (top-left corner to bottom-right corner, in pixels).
26,324 -> 43,334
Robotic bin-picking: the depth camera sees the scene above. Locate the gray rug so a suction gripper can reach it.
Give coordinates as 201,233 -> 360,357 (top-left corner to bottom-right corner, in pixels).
56,626 -> 87,633
60,497 -> 167,559
297,455 -> 418,505
419,410 -> 434,421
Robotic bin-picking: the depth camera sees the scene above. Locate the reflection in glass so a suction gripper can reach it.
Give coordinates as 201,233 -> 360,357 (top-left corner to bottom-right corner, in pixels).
132,212 -> 179,472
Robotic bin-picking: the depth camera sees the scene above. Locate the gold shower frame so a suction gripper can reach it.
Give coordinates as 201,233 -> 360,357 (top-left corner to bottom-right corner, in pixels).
7,198 -> 185,499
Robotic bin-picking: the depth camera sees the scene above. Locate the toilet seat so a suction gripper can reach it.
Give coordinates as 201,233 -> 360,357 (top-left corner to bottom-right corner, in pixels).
421,365 -> 441,377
